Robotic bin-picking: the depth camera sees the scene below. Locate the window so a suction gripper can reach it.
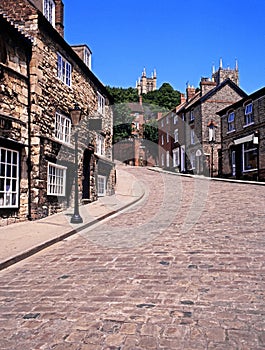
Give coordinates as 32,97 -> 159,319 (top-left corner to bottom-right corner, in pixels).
43,0 -> 55,26
242,142 -> 257,172
191,129 -> 195,144
55,112 -> 71,144
174,115 -> 178,124
57,53 -> 72,87
96,133 -> 105,156
173,149 -> 180,167
161,119 -> 164,127
166,132 -> 169,143
97,175 -> 106,196
0,148 -> 19,208
166,116 -> 169,124
228,112 -> 235,132
47,163 -> 66,196
245,103 -> 254,126
190,110 -> 195,121
161,134 -> 164,146
174,129 -> 179,143
97,92 -> 105,115
84,48 -> 91,69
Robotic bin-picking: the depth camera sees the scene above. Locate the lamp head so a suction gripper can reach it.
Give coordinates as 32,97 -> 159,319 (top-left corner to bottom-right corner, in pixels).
70,103 -> 82,127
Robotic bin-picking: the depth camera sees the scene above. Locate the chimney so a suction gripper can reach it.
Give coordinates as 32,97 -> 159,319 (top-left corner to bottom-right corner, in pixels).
200,77 -> 217,96
180,93 -> 186,104
186,85 -> 196,101
55,0 -> 64,37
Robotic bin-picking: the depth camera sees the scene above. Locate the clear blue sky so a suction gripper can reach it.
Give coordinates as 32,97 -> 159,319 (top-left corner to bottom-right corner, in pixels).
63,0 -> 265,95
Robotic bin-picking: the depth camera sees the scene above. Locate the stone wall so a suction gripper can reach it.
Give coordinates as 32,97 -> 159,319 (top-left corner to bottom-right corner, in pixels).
0,15 -> 31,225
221,93 -> 265,180
0,0 -> 114,222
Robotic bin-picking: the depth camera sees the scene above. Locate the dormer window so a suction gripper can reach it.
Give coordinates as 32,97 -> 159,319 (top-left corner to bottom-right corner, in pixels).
84,48 -> 92,70
43,0 -> 55,26
244,102 -> 254,126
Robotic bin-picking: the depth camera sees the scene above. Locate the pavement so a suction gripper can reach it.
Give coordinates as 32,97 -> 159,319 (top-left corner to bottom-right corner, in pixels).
0,163 -> 145,271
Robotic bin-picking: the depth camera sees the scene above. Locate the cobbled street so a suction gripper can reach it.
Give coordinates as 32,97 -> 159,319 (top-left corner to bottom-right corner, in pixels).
0,167 -> 265,350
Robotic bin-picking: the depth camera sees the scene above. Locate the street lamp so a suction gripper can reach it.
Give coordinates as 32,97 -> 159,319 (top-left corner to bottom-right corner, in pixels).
70,103 -> 83,224
207,119 -> 217,178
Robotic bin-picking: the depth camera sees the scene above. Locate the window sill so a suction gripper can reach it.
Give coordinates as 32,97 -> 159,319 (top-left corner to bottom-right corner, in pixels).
242,168 -> 258,173
227,129 -> 235,134
243,122 -> 254,128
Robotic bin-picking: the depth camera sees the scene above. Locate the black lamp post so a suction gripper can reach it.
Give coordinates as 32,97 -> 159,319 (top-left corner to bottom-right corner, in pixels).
208,119 -> 217,178
70,103 -> 83,224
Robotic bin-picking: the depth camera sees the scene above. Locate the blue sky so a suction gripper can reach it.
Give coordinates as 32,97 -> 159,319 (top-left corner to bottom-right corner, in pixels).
63,0 -> 265,95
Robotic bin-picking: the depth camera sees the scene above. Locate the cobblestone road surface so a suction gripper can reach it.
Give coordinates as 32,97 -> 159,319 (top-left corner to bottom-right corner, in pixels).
0,168 -> 265,349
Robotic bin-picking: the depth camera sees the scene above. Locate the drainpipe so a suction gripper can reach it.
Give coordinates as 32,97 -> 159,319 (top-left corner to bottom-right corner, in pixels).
26,49 -> 32,221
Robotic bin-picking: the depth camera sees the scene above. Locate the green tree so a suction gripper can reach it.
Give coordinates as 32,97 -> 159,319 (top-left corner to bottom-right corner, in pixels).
143,119 -> 158,144
112,103 -> 134,143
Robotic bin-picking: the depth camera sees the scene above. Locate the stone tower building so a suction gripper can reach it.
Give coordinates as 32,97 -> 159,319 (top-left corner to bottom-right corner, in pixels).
136,68 -> 157,95
212,58 -> 239,86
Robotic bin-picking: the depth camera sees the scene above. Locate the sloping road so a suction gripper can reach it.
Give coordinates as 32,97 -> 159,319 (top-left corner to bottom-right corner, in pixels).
0,167 -> 265,349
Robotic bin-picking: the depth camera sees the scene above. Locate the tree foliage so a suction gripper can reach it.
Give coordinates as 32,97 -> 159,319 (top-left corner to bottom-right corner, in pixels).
106,83 -> 181,143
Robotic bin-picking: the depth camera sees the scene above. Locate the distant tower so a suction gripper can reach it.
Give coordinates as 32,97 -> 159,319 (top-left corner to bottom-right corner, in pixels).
212,58 -> 239,86
137,68 -> 157,95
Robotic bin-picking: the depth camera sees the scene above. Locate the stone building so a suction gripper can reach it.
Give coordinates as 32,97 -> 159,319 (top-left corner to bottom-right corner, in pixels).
136,68 -> 157,95
0,13 -> 32,224
158,61 -> 247,176
0,0 -> 114,225
218,86 -> 265,181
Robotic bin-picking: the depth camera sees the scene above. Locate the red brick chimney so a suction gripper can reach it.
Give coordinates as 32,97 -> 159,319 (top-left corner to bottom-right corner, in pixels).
186,85 -> 196,101
180,93 -> 186,104
55,0 -> 64,37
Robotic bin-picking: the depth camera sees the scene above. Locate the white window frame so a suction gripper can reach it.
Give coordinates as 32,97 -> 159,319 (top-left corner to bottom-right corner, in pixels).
161,119 -> 164,127
244,103 -> 254,126
55,112 -> 71,144
43,0 -> 55,26
97,92 -> 105,116
166,116 -> 169,124
97,175 -> 106,196
190,110 -> 195,121
191,129 -> 195,144
161,134 -> 164,146
0,148 -> 19,208
96,133 -> 105,156
242,142 -> 257,172
57,53 -> 72,87
166,132 -> 169,143
173,148 -> 180,167
174,129 -> 179,143
47,162 -> 66,196
174,115 -> 178,124
228,112 -> 235,132
84,48 -> 91,70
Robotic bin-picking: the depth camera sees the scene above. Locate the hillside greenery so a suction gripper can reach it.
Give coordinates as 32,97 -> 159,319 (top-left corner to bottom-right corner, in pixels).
106,83 -> 181,143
